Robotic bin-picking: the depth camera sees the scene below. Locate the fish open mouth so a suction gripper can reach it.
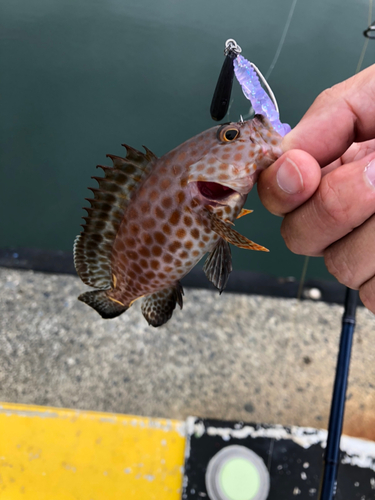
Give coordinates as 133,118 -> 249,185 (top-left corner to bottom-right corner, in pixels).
197,181 -> 237,202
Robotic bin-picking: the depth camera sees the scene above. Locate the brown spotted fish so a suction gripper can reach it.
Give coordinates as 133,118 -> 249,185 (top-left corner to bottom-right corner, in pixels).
74,115 -> 282,326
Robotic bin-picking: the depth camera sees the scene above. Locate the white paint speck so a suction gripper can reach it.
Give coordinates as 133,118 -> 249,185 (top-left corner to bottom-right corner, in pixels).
301,472 -> 307,480
193,421 -> 205,439
293,487 -> 301,495
303,462 -> 310,469
205,424 -> 327,448
370,478 -> 375,489
144,475 -> 154,482
354,482 -> 359,487
124,468 -> 131,474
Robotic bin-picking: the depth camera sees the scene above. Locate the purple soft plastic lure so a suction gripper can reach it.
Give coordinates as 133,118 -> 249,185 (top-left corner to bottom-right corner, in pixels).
234,54 -> 291,137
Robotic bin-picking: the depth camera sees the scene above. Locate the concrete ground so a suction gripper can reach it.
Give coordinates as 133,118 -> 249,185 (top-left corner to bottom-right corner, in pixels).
1,267 -> 375,441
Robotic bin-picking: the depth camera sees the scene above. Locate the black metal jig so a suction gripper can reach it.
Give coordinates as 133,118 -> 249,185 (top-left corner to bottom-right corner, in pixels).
210,39 -> 241,121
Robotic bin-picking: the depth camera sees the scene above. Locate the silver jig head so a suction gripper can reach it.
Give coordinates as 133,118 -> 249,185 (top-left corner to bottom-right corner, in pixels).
224,39 -> 242,56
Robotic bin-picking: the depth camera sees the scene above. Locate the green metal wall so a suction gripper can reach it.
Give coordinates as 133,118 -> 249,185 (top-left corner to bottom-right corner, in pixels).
1,0 -> 372,280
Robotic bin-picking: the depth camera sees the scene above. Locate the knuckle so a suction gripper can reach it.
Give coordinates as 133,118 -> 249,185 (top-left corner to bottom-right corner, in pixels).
318,174 -> 350,226
314,87 -> 339,107
324,247 -> 357,287
359,280 -> 375,314
280,218 -> 303,254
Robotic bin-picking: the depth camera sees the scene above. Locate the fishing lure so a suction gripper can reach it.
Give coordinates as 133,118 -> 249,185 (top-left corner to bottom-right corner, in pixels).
234,54 -> 291,136
211,39 -> 291,137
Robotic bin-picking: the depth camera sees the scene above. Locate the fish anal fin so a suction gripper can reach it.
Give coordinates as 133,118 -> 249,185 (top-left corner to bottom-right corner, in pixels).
78,290 -> 128,319
237,208 -> 254,219
203,239 -> 232,293
141,283 -> 184,327
206,210 -> 269,252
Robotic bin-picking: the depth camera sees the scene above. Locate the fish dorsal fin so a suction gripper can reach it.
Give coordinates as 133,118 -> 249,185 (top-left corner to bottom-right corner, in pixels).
141,283 -> 184,327
74,145 -> 157,289
203,238 -> 232,293
205,209 -> 269,252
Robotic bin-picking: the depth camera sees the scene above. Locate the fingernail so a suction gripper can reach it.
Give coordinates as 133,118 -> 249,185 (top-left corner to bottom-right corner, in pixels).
276,158 -> 304,194
365,159 -> 375,188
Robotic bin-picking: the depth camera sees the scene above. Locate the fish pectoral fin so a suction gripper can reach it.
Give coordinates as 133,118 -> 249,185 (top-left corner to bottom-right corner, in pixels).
78,290 -> 128,319
203,238 -> 232,294
237,208 -> 254,219
205,210 -> 269,252
141,282 -> 184,328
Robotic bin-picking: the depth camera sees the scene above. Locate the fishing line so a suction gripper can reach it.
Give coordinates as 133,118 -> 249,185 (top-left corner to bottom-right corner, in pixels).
265,0 -> 298,80
296,256 -> 310,301
357,0 -> 372,73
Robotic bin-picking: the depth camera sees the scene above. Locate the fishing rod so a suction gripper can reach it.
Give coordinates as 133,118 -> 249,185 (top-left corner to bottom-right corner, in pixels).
318,12 -> 374,497
318,288 -> 358,499
210,40 -> 360,500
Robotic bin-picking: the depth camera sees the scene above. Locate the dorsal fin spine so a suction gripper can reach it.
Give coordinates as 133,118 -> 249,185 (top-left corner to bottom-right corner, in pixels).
74,145 -> 157,290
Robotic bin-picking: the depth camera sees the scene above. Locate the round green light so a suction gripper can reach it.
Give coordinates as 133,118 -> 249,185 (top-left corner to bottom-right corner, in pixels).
219,457 -> 260,500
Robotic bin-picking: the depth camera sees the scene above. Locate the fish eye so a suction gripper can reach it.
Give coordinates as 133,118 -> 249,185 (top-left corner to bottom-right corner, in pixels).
217,126 -> 240,143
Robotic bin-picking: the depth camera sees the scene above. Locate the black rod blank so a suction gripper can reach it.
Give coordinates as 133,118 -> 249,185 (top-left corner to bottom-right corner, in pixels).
318,288 -> 358,500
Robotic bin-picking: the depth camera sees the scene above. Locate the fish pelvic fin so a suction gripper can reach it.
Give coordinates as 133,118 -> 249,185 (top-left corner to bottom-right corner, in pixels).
78,290 -> 128,319
203,238 -> 232,294
237,208 -> 253,219
74,145 -> 157,289
141,283 -> 184,327
205,209 -> 269,252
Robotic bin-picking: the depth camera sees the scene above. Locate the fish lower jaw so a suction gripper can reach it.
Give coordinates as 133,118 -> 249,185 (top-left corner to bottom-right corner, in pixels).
191,181 -> 245,207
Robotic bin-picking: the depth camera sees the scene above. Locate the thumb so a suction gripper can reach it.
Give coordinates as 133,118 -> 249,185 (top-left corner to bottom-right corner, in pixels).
257,149 -> 321,216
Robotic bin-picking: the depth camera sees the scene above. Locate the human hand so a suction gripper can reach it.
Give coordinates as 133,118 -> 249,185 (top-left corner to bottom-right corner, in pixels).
257,64 -> 375,313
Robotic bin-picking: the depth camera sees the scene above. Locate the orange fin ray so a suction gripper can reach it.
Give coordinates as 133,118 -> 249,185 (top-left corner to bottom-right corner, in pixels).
237,208 -> 254,219
78,290 -> 128,319
206,210 -> 269,252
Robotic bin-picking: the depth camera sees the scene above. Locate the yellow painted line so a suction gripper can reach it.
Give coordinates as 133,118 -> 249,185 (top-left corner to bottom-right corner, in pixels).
0,402 -> 186,500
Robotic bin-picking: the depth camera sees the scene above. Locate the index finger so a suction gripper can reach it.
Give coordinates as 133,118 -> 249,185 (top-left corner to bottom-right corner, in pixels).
282,64 -> 375,166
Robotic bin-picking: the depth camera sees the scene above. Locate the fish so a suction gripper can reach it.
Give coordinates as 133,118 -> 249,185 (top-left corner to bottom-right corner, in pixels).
74,114 -> 282,327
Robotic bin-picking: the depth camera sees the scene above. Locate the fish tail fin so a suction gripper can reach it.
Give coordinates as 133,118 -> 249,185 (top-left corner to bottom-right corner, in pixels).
78,290 -> 128,319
